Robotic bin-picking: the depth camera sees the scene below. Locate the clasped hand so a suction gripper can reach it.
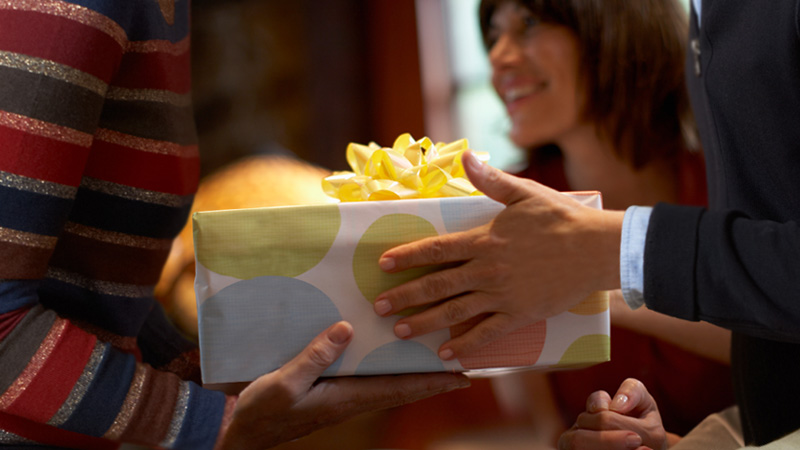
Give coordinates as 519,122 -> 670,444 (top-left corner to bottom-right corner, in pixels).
558,378 -> 671,450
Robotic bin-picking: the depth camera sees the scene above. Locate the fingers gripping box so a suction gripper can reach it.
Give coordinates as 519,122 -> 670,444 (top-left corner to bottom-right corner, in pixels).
193,193 -> 609,384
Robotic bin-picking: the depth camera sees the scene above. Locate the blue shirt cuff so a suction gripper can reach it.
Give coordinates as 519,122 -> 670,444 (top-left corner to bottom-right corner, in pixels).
620,206 -> 652,310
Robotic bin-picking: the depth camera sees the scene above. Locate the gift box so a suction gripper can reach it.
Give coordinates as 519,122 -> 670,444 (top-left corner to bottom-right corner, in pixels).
193,193 -> 610,384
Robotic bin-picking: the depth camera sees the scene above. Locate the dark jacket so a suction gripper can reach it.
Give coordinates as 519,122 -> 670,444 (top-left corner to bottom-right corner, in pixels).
644,0 -> 800,444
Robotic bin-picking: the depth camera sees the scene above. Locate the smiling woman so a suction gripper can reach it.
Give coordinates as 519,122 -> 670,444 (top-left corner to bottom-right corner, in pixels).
483,4 -> 583,155
480,0 -> 695,170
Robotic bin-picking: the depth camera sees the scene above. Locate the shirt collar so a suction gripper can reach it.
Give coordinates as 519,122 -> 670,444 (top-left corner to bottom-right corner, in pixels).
692,0 -> 702,26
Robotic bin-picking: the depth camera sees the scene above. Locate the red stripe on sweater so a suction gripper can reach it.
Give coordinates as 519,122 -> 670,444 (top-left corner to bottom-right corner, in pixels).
5,322 -> 97,423
0,9 -> 121,83
50,234 -> 170,285
84,140 -> 200,196
0,242 -> 54,280
0,125 -> 91,187
0,411 -> 118,450
113,50 -> 191,93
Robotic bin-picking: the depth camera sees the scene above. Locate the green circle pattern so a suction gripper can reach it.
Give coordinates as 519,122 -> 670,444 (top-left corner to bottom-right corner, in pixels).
194,204 -> 341,279
558,334 -> 611,368
353,214 -> 442,315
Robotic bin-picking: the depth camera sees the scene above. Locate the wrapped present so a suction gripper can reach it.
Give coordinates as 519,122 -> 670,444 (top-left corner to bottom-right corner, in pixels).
193,135 -> 609,384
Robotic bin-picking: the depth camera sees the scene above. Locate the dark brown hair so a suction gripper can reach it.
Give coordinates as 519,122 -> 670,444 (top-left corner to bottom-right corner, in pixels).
479,0 -> 698,169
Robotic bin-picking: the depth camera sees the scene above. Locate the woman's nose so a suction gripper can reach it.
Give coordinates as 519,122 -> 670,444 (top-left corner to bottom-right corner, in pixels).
489,34 -> 522,69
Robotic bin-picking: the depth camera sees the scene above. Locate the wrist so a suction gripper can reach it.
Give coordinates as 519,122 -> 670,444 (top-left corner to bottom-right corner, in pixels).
588,208 -> 624,291
666,431 -> 682,448
214,395 -> 239,450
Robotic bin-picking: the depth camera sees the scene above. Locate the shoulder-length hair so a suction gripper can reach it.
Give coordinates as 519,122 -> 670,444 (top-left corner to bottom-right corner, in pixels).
479,0 -> 698,169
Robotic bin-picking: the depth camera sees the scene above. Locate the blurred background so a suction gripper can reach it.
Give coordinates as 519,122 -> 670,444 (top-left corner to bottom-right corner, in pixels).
190,0 -> 524,179
153,1 -> 690,449
191,0 -> 690,175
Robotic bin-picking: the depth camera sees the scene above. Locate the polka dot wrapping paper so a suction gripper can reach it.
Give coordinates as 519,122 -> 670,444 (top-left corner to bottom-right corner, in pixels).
193,194 -> 610,384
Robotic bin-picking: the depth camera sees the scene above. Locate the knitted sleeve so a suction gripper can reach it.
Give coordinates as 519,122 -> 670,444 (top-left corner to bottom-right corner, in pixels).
0,1 -> 233,447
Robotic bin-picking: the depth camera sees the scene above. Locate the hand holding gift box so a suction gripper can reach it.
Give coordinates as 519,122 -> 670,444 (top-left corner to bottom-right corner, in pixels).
374,149 -> 624,362
194,134 -> 609,384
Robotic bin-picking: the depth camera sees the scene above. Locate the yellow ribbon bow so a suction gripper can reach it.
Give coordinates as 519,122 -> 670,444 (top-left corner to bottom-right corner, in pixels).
322,133 -> 490,201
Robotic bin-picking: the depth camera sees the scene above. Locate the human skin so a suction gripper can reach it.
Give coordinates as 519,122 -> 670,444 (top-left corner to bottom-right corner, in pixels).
558,378 -> 681,450
485,3 -> 584,151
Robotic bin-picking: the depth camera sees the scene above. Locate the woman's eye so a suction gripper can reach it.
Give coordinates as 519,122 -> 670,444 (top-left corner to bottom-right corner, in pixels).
485,30 -> 500,50
522,15 -> 539,30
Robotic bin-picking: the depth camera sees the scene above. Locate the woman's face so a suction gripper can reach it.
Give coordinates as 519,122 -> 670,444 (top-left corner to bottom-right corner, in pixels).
486,2 -> 585,148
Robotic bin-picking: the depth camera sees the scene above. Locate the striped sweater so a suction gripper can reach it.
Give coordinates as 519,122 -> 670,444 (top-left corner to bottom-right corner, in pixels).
0,0 -> 234,448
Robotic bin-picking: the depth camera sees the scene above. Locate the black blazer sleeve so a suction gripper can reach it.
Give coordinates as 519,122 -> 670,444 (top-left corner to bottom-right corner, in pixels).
644,203 -> 800,343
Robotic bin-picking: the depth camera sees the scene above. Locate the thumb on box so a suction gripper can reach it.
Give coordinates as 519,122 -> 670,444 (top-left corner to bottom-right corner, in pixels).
283,321 -> 353,387
462,150 -> 544,207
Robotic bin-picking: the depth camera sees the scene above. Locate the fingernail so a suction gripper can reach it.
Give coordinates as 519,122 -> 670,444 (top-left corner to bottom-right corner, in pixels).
588,399 -> 605,413
394,323 -> 411,338
379,256 -> 395,271
626,433 -> 642,449
611,394 -> 629,411
439,348 -> 454,360
374,299 -> 392,316
463,151 -> 483,174
328,322 -> 352,344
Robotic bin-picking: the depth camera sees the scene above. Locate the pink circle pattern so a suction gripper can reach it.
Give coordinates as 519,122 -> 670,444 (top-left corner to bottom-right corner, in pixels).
450,317 -> 547,370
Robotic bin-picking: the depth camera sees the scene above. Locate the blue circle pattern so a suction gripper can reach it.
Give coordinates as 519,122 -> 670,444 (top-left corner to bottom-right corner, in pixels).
440,197 -> 504,234
200,276 -> 343,381
355,340 -> 445,375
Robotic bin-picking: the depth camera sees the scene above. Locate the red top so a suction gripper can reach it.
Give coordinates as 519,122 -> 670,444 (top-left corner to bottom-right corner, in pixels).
0,2 -> 231,448
517,146 -> 733,435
